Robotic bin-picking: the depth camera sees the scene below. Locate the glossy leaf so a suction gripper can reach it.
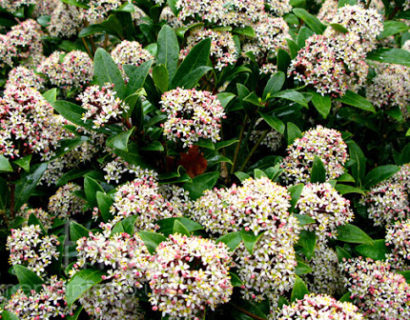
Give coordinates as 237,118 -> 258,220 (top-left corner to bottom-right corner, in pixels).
0,155 -> 13,172
263,72 -> 285,100
216,232 -> 242,251
14,265 -> 44,295
337,90 -> 375,113
311,91 -> 331,118
66,269 -> 104,306
291,275 -> 309,302
138,231 -> 167,254
310,156 -> 326,183
157,25 -> 179,82
337,224 -> 374,245
363,165 -> 399,189
183,171 -> 219,200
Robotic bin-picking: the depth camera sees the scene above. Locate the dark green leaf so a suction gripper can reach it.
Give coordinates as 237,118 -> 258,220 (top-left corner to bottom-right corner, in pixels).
311,91 -> 331,118
297,230 -> 316,260
397,270 -> 410,284
367,48 -> 410,67
14,265 -> 44,295
52,100 -> 90,128
173,220 -> 191,236
379,21 -> 409,39
138,231 -> 167,254
158,217 -> 203,236
347,140 -> 366,186
335,184 -> 365,195
1,311 -> 20,320
271,90 -> 309,107
84,176 -> 104,207
0,155 -> 13,172
124,60 -> 153,95
337,90 -> 375,113
291,275 -> 309,302
42,88 -> 57,103
296,26 -> 314,48
287,122 -> 302,145
263,72 -> 285,100
339,292 -> 353,302
234,171 -> 251,182
175,66 -> 213,89
70,221 -> 90,242
152,64 -> 169,93
215,139 -> 239,150
217,92 -> 236,109
157,25 -> 179,82
288,183 -> 304,212
294,214 -> 316,226
66,269 -> 104,306
183,171 -> 219,200
311,156 -> 326,183
293,8 -> 326,34
96,192 -> 113,222
106,127 -> 135,152
27,213 -> 46,234
363,165 -> 400,189
336,246 -> 352,262
258,112 -> 285,134
295,259 -> 313,275
355,239 -> 387,260
216,232 -> 242,251
229,271 -> 243,287
337,224 -> 374,245
14,155 -> 32,173
277,49 -> 291,73
330,23 -> 348,33
240,229 -> 265,255
233,26 -> 256,38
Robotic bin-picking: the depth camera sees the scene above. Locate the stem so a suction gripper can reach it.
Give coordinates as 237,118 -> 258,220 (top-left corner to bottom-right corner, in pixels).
230,114 -> 249,175
103,33 -> 109,50
9,183 -> 15,219
365,0 -> 371,9
238,129 -> 269,172
89,36 -> 97,55
81,38 -> 93,58
231,304 -> 266,320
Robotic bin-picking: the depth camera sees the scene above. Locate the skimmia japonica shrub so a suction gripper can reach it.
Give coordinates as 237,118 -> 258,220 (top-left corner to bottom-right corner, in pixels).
0,1 -> 409,320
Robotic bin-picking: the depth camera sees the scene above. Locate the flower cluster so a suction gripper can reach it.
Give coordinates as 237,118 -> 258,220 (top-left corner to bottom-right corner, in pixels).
103,157 -> 158,184
2,276 -> 71,320
160,6 -> 182,27
111,40 -> 153,76
0,86 -> 66,159
386,220 -> 410,269
273,294 -> 364,320
18,206 -> 55,230
317,0 -> 338,23
281,126 -> 348,185
342,258 -> 410,320
296,183 -> 354,241
249,118 -> 283,152
160,88 -> 225,148
361,182 -> 409,226
86,0 -> 123,23
78,83 -> 128,128
48,183 -> 85,219
366,63 -> 410,117
181,27 -> 237,71
47,1 -> 83,38
159,184 -> 194,216
0,0 -> 36,12
38,50 -> 93,88
265,0 -> 292,17
146,234 -> 233,319
0,19 -> 43,68
303,244 -> 345,296
6,225 -> 60,276
33,0 -> 59,17
109,178 -> 182,230
391,163 -> 410,192
193,177 -> 292,235
5,66 -> 44,92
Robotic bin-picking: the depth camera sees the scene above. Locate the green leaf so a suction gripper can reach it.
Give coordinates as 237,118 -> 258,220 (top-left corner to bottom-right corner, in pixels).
124,60 -> 153,95
287,122 -> 302,145
70,221 -> 90,242
263,72 -> 285,100
66,307 -> 83,320
336,246 -> 352,262
235,171 -> 251,182
258,112 -> 285,134
294,214 -> 316,226
288,183 -> 304,212
14,163 -> 48,211
338,0 -> 357,7
141,141 -> 164,152
173,220 -> 191,236
167,0 -> 179,15
106,127 -> 135,152
27,213 -> 46,234
291,275 -> 309,302
347,140 -> 366,186
297,26 -> 314,48
397,270 -> 410,284
152,64 -> 169,93
335,184 -> 365,195
158,217 -> 203,236
311,91 -> 331,118
337,224 -> 374,245
217,92 -> 236,109
295,259 -> 313,275
254,168 -> 267,179
311,156 -> 326,183
84,176 -> 104,207
330,23 -> 348,33
337,173 -> 355,183
297,230 -> 316,260
176,66 -> 213,89
96,191 -> 113,222
66,269 -> 104,306
229,271 -> 243,287
216,232 -> 242,251
215,139 -> 238,150
0,155 -> 13,172
94,48 -> 126,98
1,311 -> 20,320
338,90 -> 375,113
293,8 -> 326,34
355,239 -> 387,260
379,21 -> 409,39
233,26 -> 256,38
51,100 -> 89,128
14,265 -> 44,295
363,165 -> 400,189
367,48 -> 410,67
42,88 -> 57,103
13,155 -> 32,173
138,231 -> 167,254
339,292 -> 353,302
277,49 -> 291,73
240,229 -> 264,255
244,92 -> 264,107
271,90 -> 309,107
157,25 -> 179,82
287,38 -> 299,58
171,38 -> 211,88
183,171 -> 219,200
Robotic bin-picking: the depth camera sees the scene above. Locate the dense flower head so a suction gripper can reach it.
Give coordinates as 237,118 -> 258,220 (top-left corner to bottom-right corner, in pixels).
265,0 -> 292,16
38,50 -> 93,88
146,234 -> 233,319
5,66 -> 44,92
0,0 -> 36,12
160,6 -> 182,27
325,5 -> 383,50
111,40 -> 153,76
273,294 -> 364,320
6,225 -> 60,276
366,63 -> 410,117
80,282 -> 145,320
361,182 -> 409,226
296,182 -> 354,241
109,178 -> 182,230
0,86 -> 66,159
47,2 -> 83,37
249,118 -> 283,152
78,83 -> 128,128
281,126 -> 348,185
193,177 -> 292,235
103,157 -> 158,184
386,220 -> 410,268
158,184 -> 194,215
18,206 -> 55,230
181,27 -> 237,71
3,276 -> 71,320
303,244 -> 345,296
33,0 -> 59,17
160,88 -> 225,148
234,220 -> 300,302
86,0 -> 123,23
390,163 -> 410,192
342,258 -> 410,320
48,183 -> 85,219
74,229 -> 150,289
288,34 -> 368,97
317,0 -> 338,23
